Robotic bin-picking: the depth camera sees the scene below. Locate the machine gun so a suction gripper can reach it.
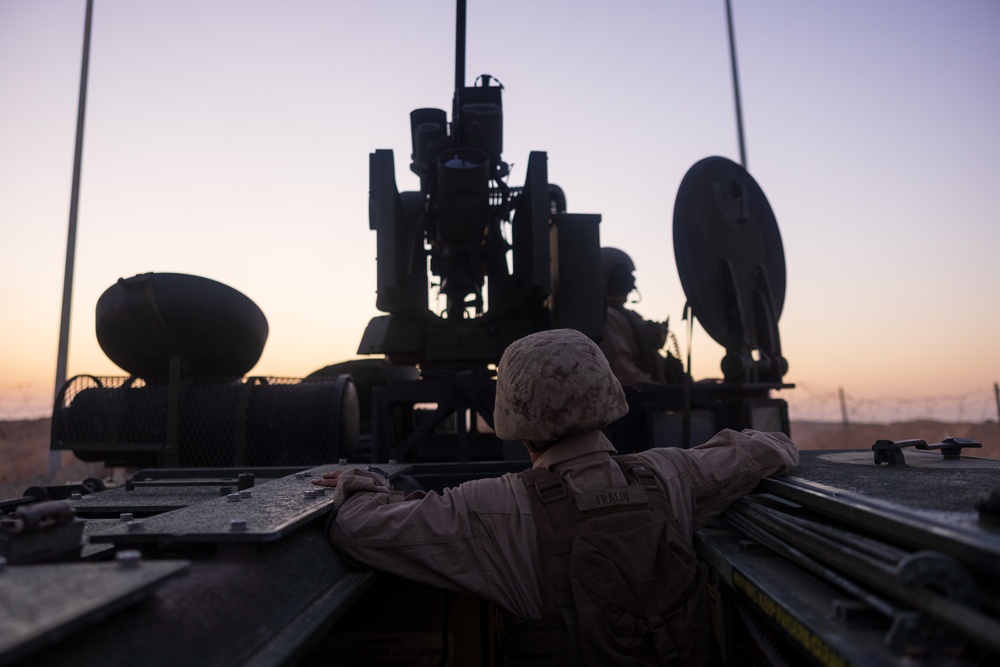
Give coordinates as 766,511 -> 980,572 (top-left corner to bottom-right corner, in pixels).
359,8 -> 603,366
360,83 -> 603,366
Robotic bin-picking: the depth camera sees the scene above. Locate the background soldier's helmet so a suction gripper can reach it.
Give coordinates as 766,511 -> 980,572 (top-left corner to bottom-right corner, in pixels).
601,247 -> 636,297
493,328 -> 628,447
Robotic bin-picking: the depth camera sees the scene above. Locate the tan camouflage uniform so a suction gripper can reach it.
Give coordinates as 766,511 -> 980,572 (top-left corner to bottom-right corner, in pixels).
599,305 -> 660,385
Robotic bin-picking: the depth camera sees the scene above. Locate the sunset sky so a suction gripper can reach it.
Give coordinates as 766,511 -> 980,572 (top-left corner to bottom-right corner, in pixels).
1,0 -> 998,424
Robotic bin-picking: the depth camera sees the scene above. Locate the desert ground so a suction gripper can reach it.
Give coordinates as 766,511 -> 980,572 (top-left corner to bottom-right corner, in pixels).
1,417 -> 998,499
0,418 -> 109,498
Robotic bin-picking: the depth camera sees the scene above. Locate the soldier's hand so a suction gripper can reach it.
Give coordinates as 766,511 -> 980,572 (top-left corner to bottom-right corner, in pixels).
312,469 -> 344,488
641,319 -> 668,349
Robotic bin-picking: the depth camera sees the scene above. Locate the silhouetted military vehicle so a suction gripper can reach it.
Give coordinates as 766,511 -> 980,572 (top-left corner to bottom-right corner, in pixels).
3,2 -> 997,666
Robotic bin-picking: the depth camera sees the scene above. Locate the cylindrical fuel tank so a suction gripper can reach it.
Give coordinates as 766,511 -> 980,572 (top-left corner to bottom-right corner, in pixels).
96,273 -> 268,377
53,374 -> 359,468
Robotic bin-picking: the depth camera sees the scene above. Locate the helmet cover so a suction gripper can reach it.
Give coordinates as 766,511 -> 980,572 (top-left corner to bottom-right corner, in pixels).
494,328 -> 628,445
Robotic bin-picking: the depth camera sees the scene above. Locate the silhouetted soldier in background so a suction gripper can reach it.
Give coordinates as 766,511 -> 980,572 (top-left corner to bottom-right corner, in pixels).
599,247 -> 685,386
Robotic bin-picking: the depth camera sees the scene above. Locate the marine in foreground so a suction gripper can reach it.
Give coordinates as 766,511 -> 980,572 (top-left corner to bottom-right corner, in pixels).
313,328 -> 798,665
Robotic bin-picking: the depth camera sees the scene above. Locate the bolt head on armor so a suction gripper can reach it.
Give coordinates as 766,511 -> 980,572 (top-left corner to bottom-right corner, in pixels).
493,329 -> 628,447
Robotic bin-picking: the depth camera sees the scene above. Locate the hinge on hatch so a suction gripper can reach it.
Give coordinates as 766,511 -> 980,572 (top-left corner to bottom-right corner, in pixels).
872,437 -> 982,465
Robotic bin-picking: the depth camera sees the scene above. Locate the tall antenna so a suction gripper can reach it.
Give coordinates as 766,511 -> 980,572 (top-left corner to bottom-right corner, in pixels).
453,0 -> 466,137
725,0 -> 747,169
52,0 -> 94,474
455,0 -> 466,92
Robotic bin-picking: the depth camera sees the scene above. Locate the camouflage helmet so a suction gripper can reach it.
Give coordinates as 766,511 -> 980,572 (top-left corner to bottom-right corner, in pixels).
493,328 -> 628,447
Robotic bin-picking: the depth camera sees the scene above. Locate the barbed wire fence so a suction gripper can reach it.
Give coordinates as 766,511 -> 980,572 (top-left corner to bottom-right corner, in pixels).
785,382 -> 1000,426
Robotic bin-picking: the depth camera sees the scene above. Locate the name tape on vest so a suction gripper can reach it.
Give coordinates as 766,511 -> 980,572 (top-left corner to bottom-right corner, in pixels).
575,487 -> 649,512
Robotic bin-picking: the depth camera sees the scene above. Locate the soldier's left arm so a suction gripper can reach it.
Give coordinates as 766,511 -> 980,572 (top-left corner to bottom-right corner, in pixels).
639,429 -> 799,533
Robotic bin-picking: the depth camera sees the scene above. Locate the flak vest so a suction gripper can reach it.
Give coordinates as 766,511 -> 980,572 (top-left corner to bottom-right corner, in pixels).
499,455 -> 715,667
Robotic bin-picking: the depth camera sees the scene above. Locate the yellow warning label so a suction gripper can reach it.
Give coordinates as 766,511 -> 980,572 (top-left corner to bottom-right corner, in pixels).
732,569 -> 853,667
